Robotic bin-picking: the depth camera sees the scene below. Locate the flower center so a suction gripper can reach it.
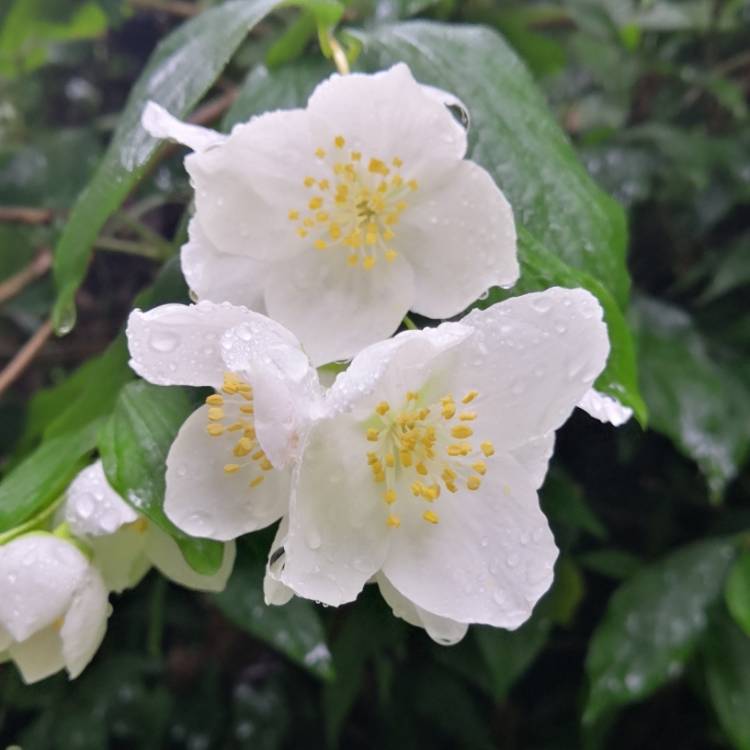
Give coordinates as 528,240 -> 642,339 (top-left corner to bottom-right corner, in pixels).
364,389 -> 495,529
204,372 -> 273,489
288,135 -> 419,270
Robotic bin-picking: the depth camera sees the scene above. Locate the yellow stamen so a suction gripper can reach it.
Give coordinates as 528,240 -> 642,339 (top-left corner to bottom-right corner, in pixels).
423,510 -> 439,524
224,464 -> 240,474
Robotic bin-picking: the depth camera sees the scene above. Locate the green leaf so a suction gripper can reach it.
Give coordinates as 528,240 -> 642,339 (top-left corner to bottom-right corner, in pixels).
583,537 -> 736,728
725,550 -> 750,638
98,380 -> 224,576
212,541 -> 333,679
0,421 -> 100,533
703,611 -> 750,750
579,548 -> 643,581
631,295 -> 750,500
51,0 -> 281,334
355,20 -> 630,308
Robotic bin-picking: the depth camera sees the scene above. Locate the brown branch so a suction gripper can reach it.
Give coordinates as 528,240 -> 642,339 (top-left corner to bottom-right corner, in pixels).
128,0 -> 200,17
188,86 -> 238,127
0,319 -> 53,396
0,250 -> 52,306
0,206 -> 54,225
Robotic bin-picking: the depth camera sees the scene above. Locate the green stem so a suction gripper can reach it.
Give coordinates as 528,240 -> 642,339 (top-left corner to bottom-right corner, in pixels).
402,316 -> 418,330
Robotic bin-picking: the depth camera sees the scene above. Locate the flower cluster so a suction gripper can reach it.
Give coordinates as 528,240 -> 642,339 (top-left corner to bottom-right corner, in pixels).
2,62 -> 625,684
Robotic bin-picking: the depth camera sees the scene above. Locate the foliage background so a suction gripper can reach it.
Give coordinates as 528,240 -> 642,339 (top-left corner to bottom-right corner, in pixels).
1,0 -> 749,748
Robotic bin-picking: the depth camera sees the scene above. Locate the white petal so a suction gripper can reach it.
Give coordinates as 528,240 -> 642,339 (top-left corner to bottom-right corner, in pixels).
264,517 -> 295,606
219,318 -> 321,468
185,108 -> 312,261
127,300 -> 294,388
457,287 -> 610,449
165,406 -> 290,540
263,249 -> 415,367
280,414 -> 390,606
376,574 -> 468,645
145,524 -> 236,592
182,218 -> 271,313
142,101 -> 226,153
60,568 -> 109,679
578,388 -> 633,426
420,83 -> 471,132
89,528 -> 150,594
399,160 -> 518,318
0,534 -> 88,642
9,627 -> 65,684
383,454 -> 558,628
65,460 -> 138,537
306,64 -> 467,181
509,433 -> 555,490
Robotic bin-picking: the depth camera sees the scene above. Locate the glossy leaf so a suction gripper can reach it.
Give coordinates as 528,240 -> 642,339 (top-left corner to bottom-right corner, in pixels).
99,380 -> 224,576
583,537 -> 736,727
725,550 -> 750,638
355,20 -> 630,308
51,0 -> 280,333
631,295 -> 750,499
212,542 -> 333,680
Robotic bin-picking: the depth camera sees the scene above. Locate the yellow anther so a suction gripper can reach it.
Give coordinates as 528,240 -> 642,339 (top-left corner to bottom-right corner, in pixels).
415,462 -> 428,476
385,453 -> 395,468
392,175 -> 404,188
406,391 -> 419,401
481,441 -> 495,457
319,179 -> 330,190
131,517 -> 149,534
260,458 -> 273,471
240,404 -> 254,415
367,428 -> 381,442
368,158 -> 389,175
408,179 -> 419,191
383,229 -> 395,241
445,481 -> 458,493
314,239 -> 328,250
386,514 -> 401,528
384,213 -> 399,226
315,147 -> 326,158
303,218 -> 315,228
250,475 -> 265,488
447,443 -> 472,457
305,176 -> 318,188
384,489 -> 397,505
442,403 -> 456,419
227,422 -> 244,432
459,411 -> 477,421
462,390 -> 479,404
234,438 -> 253,457
410,481 -> 424,496
224,464 -> 240,474
334,135 -> 346,148
309,196 -> 323,210
396,200 -> 408,212
442,467 -> 457,482
288,209 -> 299,221
472,461 -> 487,476
365,231 -> 377,245
297,228 -> 308,238
347,254 -> 359,267
467,476 -> 482,491
249,449 -> 263,461
392,156 -> 403,167
451,425 -> 474,439
244,427 -> 256,440
351,151 -> 361,161
367,452 -> 379,465
206,423 -> 225,437
207,408 -> 224,421
400,450 -> 413,467
376,401 -> 390,415
385,249 -> 398,263
316,211 -> 329,222
363,256 -> 376,270
206,394 -> 224,406
423,510 -> 439,524
329,223 -> 342,239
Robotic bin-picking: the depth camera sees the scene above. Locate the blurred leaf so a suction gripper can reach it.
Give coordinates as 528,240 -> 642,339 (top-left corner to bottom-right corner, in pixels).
0,420 -> 99,533
632,296 -> 750,500
51,0 -> 281,334
700,235 -> 750,303
703,611 -> 750,750
99,380 -> 224,575
583,537 -> 736,728
725,550 -> 750,638
546,556 -> 585,626
212,542 -> 333,679
0,0 -> 108,78
356,20 -> 630,308
579,548 -> 643,580
265,11 -> 317,68
542,470 -> 607,545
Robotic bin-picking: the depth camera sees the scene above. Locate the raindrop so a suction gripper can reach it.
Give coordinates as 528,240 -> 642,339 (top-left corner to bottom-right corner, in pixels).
149,330 -> 180,353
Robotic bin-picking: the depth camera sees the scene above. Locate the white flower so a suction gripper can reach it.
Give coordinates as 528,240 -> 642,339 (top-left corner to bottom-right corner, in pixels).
64,461 -> 236,593
142,63 -> 518,366
0,533 -> 109,683
126,300 -> 321,541
266,287 -> 609,639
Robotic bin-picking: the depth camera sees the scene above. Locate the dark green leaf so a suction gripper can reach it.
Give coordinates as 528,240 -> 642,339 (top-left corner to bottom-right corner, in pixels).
51,0 -> 281,333
212,542 -> 333,679
725,549 -> 750,638
703,611 -> 750,750
579,548 -> 643,580
583,537 -> 736,727
355,20 -> 630,308
99,380 -> 224,576
631,295 -> 750,500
